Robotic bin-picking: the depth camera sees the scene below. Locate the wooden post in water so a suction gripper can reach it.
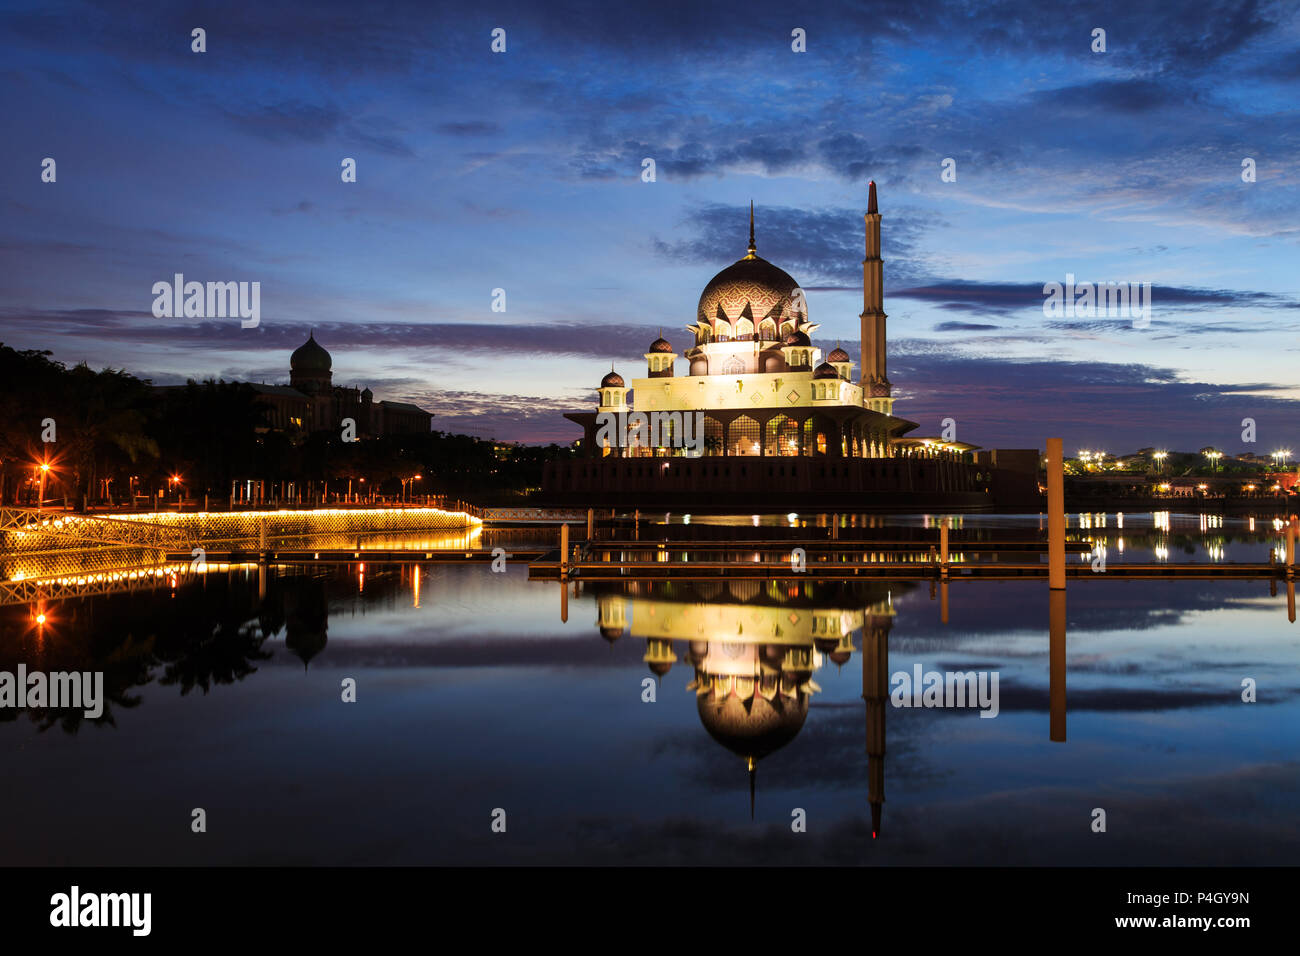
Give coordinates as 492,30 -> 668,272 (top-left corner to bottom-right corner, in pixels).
1047,438 -> 1066,590
560,523 -> 570,580
939,517 -> 949,577
560,580 -> 568,623
940,579 -> 949,625
587,507 -> 594,541
1288,580 -> 1296,624
1287,518 -> 1296,579
1050,589 -> 1066,742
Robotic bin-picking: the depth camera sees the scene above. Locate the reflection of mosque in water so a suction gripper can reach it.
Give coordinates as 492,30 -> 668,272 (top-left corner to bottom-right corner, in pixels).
595,580 -> 900,833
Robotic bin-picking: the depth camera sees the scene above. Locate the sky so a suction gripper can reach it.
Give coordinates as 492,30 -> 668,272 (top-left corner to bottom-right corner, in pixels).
1,0 -> 1298,452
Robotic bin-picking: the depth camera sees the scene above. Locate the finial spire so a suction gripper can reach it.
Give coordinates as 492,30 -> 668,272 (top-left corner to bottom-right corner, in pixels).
746,201 -> 756,258
867,180 -> 878,215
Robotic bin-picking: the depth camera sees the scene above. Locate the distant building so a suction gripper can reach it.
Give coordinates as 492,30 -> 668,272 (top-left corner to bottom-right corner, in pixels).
249,331 -> 433,437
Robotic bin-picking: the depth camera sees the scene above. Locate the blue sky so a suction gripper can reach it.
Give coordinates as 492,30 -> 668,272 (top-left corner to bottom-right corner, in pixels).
2,0 -> 1298,450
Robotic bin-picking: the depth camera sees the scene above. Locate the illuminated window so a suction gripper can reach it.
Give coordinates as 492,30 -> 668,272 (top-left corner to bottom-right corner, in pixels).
704,416 -> 724,456
766,415 -> 799,456
727,416 -> 761,456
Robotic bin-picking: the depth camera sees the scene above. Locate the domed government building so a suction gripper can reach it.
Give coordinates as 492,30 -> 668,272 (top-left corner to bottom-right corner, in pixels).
247,331 -> 433,437
544,183 -> 1037,510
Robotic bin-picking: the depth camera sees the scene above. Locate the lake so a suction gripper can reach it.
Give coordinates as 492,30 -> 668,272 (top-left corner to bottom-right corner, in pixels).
2,512 -> 1297,865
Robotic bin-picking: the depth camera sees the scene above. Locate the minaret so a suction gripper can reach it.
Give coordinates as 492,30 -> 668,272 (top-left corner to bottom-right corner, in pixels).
745,200 -> 757,260
860,181 -> 892,415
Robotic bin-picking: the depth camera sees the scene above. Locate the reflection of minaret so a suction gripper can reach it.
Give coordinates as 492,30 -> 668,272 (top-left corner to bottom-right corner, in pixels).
862,609 -> 891,838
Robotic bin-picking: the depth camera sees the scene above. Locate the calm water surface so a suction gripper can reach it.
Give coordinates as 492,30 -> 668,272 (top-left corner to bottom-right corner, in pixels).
3,513 -> 1297,865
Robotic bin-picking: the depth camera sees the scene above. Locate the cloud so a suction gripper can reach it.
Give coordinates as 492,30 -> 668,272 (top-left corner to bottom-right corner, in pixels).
893,282 -> 1299,317
653,202 -> 938,286
437,121 -> 501,136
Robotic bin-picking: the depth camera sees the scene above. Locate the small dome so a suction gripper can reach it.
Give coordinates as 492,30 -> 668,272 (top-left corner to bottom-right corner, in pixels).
783,330 -> 810,347
828,346 -> 850,363
813,362 -> 838,380
599,625 -> 623,643
649,336 -> 674,353
813,636 -> 839,653
828,649 -> 852,666
600,370 -> 625,388
649,660 -> 673,676
290,331 -> 331,372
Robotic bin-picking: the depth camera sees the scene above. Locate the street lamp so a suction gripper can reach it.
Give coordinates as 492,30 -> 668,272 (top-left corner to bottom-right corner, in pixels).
1152,450 -> 1168,474
36,461 -> 51,512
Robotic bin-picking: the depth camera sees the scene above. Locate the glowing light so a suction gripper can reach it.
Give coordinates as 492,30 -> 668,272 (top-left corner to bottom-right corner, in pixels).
35,613 -> 46,624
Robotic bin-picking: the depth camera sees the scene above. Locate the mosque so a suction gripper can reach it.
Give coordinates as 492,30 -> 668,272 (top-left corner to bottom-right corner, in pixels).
543,184 -> 1032,510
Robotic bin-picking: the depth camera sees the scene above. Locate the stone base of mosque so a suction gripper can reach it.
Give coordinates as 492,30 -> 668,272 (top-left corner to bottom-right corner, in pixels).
540,455 -> 1031,512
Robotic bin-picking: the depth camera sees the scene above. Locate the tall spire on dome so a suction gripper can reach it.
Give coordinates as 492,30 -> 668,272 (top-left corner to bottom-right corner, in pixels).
745,201 -> 756,259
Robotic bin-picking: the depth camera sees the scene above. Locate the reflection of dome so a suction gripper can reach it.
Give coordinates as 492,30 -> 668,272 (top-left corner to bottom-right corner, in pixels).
813,636 -> 839,653
828,649 -> 852,666
649,336 -> 674,353
783,329 -> 810,347
284,579 -> 329,670
698,256 -> 804,326
600,370 -> 625,388
599,625 -> 623,643
649,660 -> 673,676
290,331 -> 332,372
827,346 -> 850,363
697,691 -> 808,761
813,362 -> 838,380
